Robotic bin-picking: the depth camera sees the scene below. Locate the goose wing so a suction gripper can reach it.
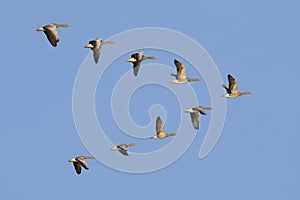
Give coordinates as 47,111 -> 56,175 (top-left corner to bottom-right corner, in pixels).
193,106 -> 207,115
133,61 -> 141,76
89,40 -> 101,63
228,74 -> 239,93
222,84 -> 231,94
92,48 -> 101,63
72,162 -> 82,174
118,148 -> 129,156
75,157 -> 89,170
156,116 -> 165,133
190,112 -> 199,130
43,25 -> 59,47
174,59 -> 187,80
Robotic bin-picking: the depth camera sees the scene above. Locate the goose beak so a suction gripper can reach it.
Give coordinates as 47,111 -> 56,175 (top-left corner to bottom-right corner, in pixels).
184,109 -> 193,113
84,44 -> 94,48
125,58 -> 136,62
36,27 -> 44,31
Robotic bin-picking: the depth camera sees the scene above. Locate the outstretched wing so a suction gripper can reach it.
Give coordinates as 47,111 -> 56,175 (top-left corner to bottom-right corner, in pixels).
156,116 -> 165,133
222,84 -> 230,94
193,106 -> 207,115
228,74 -> 239,93
76,157 -> 89,170
190,112 -> 199,130
43,26 -> 59,47
118,148 -> 129,156
92,47 -> 101,63
133,61 -> 141,76
174,59 -> 187,80
73,162 -> 82,174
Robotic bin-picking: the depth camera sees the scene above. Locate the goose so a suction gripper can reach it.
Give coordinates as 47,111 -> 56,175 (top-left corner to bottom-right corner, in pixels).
68,156 -> 95,175
185,106 -> 213,130
125,51 -> 156,76
36,23 -> 70,47
84,38 -> 115,64
151,116 -> 176,139
222,74 -> 251,98
111,143 -> 136,156
171,59 -> 200,84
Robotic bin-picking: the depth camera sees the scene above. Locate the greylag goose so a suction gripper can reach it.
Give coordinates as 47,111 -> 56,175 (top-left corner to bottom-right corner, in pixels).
222,74 -> 251,98
151,116 -> 176,139
84,38 -> 115,64
111,143 -> 136,156
171,59 -> 200,84
125,51 -> 156,76
36,23 -> 70,47
185,106 -> 213,129
68,156 -> 95,174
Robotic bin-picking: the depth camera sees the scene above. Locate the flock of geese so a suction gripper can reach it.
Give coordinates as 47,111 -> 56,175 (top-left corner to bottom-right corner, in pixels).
37,23 -> 252,175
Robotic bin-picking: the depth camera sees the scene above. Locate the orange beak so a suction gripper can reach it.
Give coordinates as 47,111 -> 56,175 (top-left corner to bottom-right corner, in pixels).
125,58 -> 136,62
84,44 -> 94,48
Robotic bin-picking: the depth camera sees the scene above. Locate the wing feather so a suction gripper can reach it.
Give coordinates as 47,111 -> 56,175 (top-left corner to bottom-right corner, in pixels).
73,162 -> 82,174
228,74 -> 239,93
156,116 -> 165,133
43,26 -> 59,47
190,112 -> 199,130
76,157 -> 89,170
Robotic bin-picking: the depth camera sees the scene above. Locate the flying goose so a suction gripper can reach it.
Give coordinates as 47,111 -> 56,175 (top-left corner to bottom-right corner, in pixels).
151,116 -> 176,139
68,156 -> 95,175
222,74 -> 251,98
84,38 -> 115,64
125,51 -> 156,76
36,23 -> 70,47
171,59 -> 200,84
111,143 -> 136,156
185,106 -> 213,130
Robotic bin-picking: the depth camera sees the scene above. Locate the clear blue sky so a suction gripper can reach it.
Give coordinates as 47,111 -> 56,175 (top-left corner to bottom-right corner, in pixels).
1,0 -> 299,199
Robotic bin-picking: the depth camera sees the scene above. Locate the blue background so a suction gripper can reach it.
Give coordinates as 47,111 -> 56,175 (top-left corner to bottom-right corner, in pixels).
1,0 -> 299,199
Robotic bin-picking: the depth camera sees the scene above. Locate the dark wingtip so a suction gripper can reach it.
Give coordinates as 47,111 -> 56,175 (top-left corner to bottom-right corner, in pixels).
228,74 -> 233,78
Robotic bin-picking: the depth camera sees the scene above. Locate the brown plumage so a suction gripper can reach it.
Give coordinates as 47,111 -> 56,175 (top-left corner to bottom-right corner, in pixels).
185,106 -> 213,129
171,59 -> 200,84
111,143 -> 136,156
222,74 -> 251,98
125,51 -> 156,76
151,116 -> 176,139
36,23 -> 70,47
68,156 -> 95,175
84,38 -> 115,64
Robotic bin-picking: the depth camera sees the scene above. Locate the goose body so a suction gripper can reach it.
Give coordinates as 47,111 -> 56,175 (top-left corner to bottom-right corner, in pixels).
151,116 -> 176,139
185,106 -> 213,129
111,143 -> 136,156
125,51 -> 156,76
84,38 -> 115,64
68,156 -> 95,174
222,74 -> 251,98
36,23 -> 70,47
171,59 -> 200,84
